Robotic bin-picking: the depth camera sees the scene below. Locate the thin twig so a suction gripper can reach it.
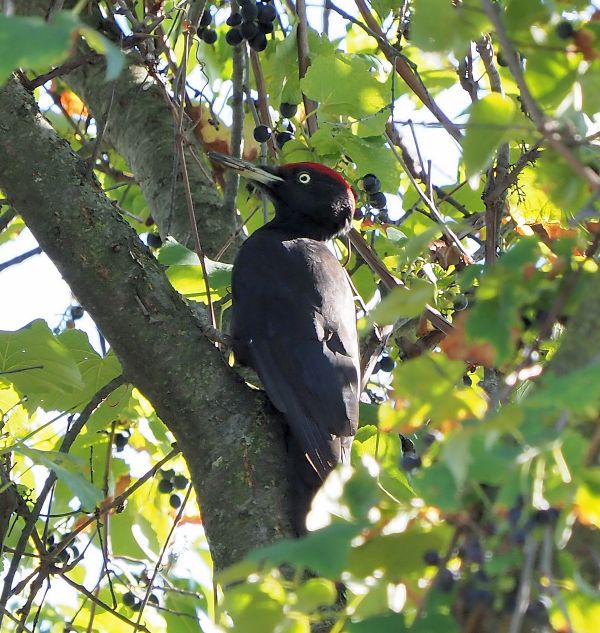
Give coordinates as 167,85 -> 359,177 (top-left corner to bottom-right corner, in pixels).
49,447 -> 181,562
482,0 -> 600,190
222,42 -> 245,220
133,483 -> 193,631
0,207 -> 16,233
508,534 -> 539,633
175,30 -> 216,328
296,0 -> 318,135
384,131 -> 473,262
61,574 -> 152,633
0,377 -> 125,626
22,55 -> 96,90
349,0 -> 463,142
0,247 -> 42,272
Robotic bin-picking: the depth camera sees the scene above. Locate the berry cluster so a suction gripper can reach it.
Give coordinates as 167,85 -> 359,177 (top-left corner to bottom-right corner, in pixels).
46,534 -> 80,567
398,429 -> 443,472
198,8 -> 218,45
252,102 -> 297,148
226,0 -> 277,51
355,173 -> 395,224
123,589 -> 159,611
157,468 -> 189,508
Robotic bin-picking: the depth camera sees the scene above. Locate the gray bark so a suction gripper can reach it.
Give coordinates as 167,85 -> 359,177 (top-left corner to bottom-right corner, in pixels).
0,78 -> 293,569
18,0 -> 239,261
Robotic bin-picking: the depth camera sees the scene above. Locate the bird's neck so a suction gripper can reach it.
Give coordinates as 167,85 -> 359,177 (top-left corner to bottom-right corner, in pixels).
268,206 -> 352,241
266,218 -> 348,241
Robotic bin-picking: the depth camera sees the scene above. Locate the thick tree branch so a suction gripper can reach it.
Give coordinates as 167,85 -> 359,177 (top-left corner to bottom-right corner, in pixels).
0,78 -> 293,569
19,0 -> 239,261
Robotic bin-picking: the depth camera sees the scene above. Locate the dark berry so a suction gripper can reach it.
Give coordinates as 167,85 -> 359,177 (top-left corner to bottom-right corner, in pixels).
226,28 -> 243,46
526,597 -> 550,624
465,586 -> 493,607
114,432 -> 128,451
276,131 -> 293,148
240,20 -> 259,40
145,215 -> 155,226
362,173 -> 381,194
199,10 -> 212,28
226,12 -> 242,26
399,435 -> 415,453
169,493 -> 182,509
158,478 -> 174,494
201,28 -> 218,45
423,549 -> 440,566
123,591 -> 136,607
280,102 -> 298,118
423,430 -> 442,446
161,468 -> 175,480
257,3 -> 277,23
556,21 -> 574,39
461,537 -> 484,564
70,305 -> 84,320
241,2 -> 258,21
147,233 -> 162,248
400,452 -> 422,471
253,124 -> 271,143
496,51 -> 508,67
173,474 -> 189,489
532,508 -> 560,525
378,355 -> 395,372
258,20 -> 274,34
354,207 -> 366,220
435,568 -> 456,592
368,191 -> 387,209
512,527 -> 528,545
249,31 -> 268,51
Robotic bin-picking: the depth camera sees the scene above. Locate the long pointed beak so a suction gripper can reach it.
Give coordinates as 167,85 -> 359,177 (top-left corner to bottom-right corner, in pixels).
207,152 -> 284,185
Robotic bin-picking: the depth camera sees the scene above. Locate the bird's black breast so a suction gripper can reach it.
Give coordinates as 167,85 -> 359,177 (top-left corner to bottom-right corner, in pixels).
231,226 -> 359,478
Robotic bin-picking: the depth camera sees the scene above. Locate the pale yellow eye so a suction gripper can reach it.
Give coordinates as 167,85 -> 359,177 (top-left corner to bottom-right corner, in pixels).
298,172 -> 311,184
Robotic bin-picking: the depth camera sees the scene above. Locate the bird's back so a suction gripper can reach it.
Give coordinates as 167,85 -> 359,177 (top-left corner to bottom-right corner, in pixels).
232,226 -> 359,492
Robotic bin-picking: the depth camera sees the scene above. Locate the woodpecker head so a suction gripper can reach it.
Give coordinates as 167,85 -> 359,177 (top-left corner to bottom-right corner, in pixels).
208,152 -> 355,240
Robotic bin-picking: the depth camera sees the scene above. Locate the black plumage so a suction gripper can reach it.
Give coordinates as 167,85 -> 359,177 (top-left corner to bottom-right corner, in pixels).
208,153 -> 360,533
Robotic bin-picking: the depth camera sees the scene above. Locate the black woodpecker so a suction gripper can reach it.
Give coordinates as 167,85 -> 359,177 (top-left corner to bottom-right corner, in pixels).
208,152 -> 360,534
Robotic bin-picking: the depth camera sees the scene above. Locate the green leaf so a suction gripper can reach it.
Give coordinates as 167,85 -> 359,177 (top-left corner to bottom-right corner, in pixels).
79,26 -> 124,81
248,523 -> 361,577
411,0 -> 489,54
14,445 -> 101,508
368,279 -> 434,325
57,329 -> 122,407
347,614 -> 407,633
295,578 -> 337,612
0,320 -> 83,411
158,242 -> 200,266
0,13 -> 122,86
462,94 -> 516,179
348,528 -> 450,580
301,52 -> 390,120
0,13 -> 78,85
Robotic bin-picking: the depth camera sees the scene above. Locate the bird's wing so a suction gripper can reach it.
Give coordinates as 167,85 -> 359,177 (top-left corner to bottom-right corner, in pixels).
232,233 -> 359,479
